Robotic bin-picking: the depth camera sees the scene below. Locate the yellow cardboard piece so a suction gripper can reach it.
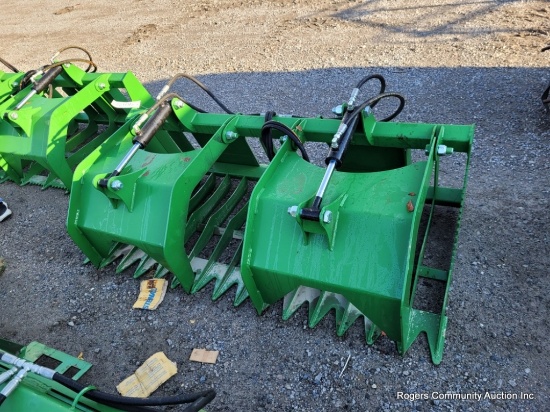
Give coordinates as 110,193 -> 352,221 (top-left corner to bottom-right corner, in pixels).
132,279 -> 168,310
116,352 -> 177,398
189,348 -> 219,364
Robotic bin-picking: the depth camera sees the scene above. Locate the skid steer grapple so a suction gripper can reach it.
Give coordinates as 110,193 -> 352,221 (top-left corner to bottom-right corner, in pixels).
66,72 -> 474,363
0,51 -> 152,189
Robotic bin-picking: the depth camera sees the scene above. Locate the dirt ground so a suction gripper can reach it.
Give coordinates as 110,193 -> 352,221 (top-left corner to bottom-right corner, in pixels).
0,0 -> 549,411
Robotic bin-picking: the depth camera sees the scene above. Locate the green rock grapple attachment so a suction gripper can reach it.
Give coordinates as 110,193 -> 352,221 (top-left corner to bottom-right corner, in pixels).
0,57 -> 153,189
67,72 -> 474,363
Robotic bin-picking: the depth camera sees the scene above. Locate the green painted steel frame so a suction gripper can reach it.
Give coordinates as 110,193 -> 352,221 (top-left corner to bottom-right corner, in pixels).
239,116 -> 473,363
0,64 -> 153,189
67,98 -> 473,362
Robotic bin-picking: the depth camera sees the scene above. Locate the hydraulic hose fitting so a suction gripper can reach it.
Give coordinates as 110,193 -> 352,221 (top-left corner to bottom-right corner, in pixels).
14,65 -> 63,110
0,367 -> 18,385
347,87 -> 360,111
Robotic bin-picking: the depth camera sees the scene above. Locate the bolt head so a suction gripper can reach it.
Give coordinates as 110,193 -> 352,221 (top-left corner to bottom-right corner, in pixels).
98,82 -> 106,90
323,210 -> 333,223
111,180 -> 123,191
287,205 -> 299,218
174,99 -> 184,108
332,105 -> 344,116
225,131 -> 238,141
9,112 -> 18,120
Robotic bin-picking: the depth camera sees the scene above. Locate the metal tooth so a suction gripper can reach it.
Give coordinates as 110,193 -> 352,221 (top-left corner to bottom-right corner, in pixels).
116,246 -> 146,273
282,286 -> 320,320
282,286 -> 383,344
133,256 -> 157,278
308,291 -> 345,328
337,303 -> 363,337
99,243 -> 129,268
210,265 -> 241,299
366,323 -> 382,345
171,276 -> 181,289
212,243 -> 248,306
154,265 -> 169,279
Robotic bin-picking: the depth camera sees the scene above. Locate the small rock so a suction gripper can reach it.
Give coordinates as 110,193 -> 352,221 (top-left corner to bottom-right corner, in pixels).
68,321 -> 75,327
314,373 -> 322,384
371,384 -> 377,389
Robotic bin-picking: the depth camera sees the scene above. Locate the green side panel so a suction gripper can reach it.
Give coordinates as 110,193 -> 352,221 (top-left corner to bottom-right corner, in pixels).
241,149 -> 426,342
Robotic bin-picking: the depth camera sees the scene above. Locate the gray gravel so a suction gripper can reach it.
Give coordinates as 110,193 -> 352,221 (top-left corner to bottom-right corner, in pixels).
1,1 -> 549,411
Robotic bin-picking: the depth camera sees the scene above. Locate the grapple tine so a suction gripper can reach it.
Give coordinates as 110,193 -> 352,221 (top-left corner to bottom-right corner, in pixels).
282,286 -> 320,321
184,175 -> 232,242
133,256 -> 157,278
210,242 -> 245,305
116,246 -> 146,273
154,265 -> 170,279
336,302 -> 363,337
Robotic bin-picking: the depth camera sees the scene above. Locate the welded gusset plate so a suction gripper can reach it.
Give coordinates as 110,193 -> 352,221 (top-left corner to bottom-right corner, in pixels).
0,64 -> 153,190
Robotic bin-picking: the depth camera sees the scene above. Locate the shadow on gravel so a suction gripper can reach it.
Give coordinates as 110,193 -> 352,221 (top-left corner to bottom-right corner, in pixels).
326,0 -> 543,39
144,65 -> 549,137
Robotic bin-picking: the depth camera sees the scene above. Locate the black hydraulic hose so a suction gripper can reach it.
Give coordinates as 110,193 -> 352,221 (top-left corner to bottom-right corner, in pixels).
53,45 -> 96,72
43,58 -> 98,73
348,92 -> 405,123
53,372 -> 215,410
260,120 -> 310,162
0,56 -> 18,73
0,393 -> 6,406
158,73 -> 233,114
354,74 -> 386,108
356,73 -> 386,90
260,111 -> 276,159
19,69 -> 38,90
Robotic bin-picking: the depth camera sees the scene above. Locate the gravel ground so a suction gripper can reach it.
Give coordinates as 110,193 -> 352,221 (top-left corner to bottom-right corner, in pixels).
1,1 -> 549,411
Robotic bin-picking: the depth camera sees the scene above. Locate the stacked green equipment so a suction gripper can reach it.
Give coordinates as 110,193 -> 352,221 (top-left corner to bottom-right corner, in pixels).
66,73 -> 473,363
0,59 -> 152,189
